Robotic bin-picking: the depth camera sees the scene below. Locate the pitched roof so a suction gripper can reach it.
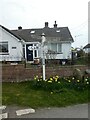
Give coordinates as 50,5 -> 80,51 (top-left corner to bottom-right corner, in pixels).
83,44 -> 90,49
0,25 -> 22,40
11,26 -> 74,42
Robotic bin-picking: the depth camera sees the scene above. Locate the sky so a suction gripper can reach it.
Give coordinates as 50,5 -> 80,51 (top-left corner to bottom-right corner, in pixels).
0,0 -> 89,48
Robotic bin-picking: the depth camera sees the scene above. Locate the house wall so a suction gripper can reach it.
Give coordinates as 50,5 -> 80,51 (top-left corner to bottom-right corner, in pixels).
0,27 -> 23,61
44,41 -> 72,60
61,43 -> 71,59
84,48 -> 90,53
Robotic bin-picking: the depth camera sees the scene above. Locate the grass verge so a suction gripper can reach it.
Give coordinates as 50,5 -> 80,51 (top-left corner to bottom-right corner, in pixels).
2,81 -> 89,109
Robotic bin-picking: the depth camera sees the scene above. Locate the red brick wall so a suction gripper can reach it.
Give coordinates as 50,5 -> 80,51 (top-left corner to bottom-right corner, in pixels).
2,64 -> 88,82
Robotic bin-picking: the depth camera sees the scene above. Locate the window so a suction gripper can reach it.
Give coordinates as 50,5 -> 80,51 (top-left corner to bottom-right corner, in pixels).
30,31 -> 35,34
56,29 -> 60,33
48,43 -> 62,53
58,44 -> 62,52
12,47 -> 16,49
0,42 -> 8,54
34,44 -> 38,49
51,43 -> 57,52
34,50 -> 37,57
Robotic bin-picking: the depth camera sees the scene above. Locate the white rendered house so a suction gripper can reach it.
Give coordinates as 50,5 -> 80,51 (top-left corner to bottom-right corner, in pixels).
0,25 -> 23,61
0,21 -> 74,63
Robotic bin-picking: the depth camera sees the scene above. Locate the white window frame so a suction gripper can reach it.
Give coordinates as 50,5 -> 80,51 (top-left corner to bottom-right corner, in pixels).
48,43 -> 62,53
0,41 -> 9,55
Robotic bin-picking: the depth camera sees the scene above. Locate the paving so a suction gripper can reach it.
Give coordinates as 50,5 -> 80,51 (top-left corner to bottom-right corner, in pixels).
0,103 -> 89,118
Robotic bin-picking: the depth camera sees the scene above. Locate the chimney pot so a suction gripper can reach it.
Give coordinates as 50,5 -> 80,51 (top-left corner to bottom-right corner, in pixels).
54,21 -> 57,28
45,22 -> 49,27
18,26 -> 22,30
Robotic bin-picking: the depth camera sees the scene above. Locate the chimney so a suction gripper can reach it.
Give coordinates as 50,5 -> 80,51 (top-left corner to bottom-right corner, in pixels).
45,22 -> 49,27
18,26 -> 22,30
54,21 -> 57,28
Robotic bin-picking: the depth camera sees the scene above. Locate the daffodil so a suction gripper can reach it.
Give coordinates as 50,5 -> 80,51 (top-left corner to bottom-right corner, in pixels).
55,78 -> 57,82
72,77 -> 75,80
58,81 -> 60,84
40,76 -> 42,78
86,82 -> 89,84
51,92 -> 53,94
68,80 -> 71,83
36,75 -> 38,78
85,79 -> 88,82
34,77 -> 37,80
50,78 -> 53,81
77,80 -> 80,82
56,75 -> 59,78
40,79 -> 42,81
48,81 -> 52,83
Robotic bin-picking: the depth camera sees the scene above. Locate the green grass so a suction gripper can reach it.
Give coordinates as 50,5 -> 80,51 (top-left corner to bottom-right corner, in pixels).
2,81 -> 89,109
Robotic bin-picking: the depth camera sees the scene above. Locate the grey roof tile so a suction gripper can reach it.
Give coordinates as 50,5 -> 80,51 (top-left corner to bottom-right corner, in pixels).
12,27 -> 74,42
83,44 -> 90,49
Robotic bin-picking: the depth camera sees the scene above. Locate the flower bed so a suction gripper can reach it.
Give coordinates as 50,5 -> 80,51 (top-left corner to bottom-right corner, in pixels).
33,75 -> 90,92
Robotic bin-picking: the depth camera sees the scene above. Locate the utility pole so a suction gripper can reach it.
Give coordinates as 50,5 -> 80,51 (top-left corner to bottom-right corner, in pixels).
41,33 -> 46,80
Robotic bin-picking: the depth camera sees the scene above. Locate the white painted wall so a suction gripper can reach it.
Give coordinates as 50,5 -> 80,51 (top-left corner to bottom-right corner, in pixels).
0,26 -> 23,61
84,48 -> 90,53
62,43 -> 71,59
44,42 -> 72,60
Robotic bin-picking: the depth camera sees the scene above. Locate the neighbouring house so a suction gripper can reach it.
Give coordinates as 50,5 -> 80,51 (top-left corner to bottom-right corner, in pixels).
0,25 -> 23,61
0,21 -> 74,63
83,44 -> 90,53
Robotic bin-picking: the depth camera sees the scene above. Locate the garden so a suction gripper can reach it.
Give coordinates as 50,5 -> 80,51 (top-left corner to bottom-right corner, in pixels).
2,75 -> 90,109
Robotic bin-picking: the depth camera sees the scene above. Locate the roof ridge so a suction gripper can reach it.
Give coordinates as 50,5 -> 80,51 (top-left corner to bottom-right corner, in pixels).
0,25 -> 22,40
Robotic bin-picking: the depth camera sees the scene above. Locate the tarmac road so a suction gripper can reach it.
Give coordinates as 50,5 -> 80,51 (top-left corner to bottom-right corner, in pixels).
2,103 -> 89,118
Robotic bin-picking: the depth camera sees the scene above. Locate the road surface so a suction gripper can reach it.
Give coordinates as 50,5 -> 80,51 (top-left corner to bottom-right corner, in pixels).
1,103 -> 89,118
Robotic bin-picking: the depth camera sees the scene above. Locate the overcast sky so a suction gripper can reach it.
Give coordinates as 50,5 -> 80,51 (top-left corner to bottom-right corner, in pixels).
0,0 -> 89,48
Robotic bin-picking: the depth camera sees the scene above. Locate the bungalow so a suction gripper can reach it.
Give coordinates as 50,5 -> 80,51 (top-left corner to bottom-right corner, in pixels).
0,25 -> 23,61
83,44 -> 90,53
0,21 -> 74,63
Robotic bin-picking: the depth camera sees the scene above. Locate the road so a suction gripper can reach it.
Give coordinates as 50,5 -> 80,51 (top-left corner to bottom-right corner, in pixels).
1,103 -> 89,118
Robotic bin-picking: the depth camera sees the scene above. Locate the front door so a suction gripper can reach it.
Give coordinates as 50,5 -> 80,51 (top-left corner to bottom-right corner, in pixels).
26,44 -> 33,61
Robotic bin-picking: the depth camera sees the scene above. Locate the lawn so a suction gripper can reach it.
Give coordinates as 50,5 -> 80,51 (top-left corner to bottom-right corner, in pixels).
2,78 -> 89,109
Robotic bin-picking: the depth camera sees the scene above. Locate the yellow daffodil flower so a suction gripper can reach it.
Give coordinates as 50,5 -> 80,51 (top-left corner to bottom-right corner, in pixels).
58,82 -> 60,84
72,77 -> 75,80
48,81 -> 52,83
40,76 -> 42,78
36,75 -> 38,78
34,77 -> 37,80
77,80 -> 80,82
56,75 -> 59,78
68,80 -> 71,82
86,82 -> 89,84
50,78 -> 53,81
85,79 -> 88,82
